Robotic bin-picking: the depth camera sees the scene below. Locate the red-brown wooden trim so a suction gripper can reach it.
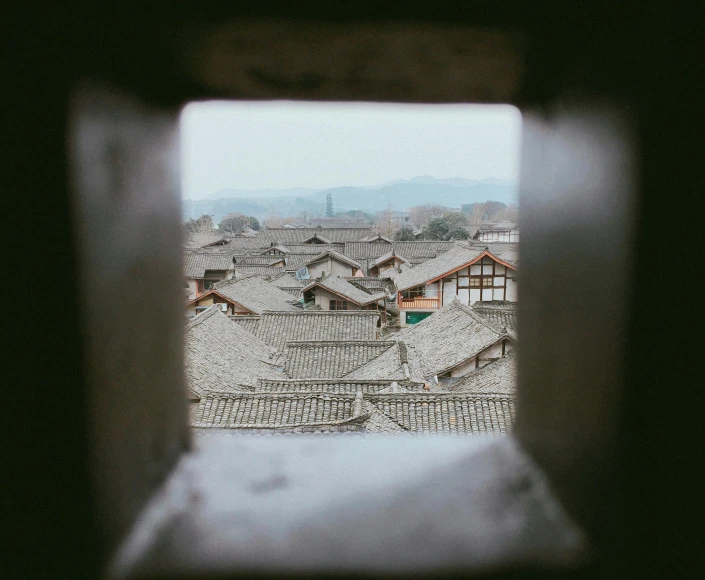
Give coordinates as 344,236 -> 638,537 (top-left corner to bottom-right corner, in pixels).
423,250 -> 516,286
185,290 -> 255,314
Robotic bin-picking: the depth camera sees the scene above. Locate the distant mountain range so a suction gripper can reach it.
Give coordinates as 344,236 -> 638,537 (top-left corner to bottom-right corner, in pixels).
182,176 -> 518,222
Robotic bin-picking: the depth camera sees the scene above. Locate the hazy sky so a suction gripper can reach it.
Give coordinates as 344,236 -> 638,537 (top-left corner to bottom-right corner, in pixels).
180,101 -> 521,199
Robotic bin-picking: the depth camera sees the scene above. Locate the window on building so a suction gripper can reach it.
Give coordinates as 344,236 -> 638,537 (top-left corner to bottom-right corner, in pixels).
204,279 -> 219,290
402,286 -> 425,298
329,300 -> 349,310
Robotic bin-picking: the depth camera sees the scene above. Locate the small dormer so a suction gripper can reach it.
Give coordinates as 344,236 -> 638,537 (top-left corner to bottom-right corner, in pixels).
302,233 -> 333,244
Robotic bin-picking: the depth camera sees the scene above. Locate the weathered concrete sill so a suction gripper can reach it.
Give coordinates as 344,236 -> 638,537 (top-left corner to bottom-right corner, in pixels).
109,434 -> 589,578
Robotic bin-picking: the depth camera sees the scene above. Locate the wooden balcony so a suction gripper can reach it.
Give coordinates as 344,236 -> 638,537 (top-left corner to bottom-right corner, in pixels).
400,297 -> 440,309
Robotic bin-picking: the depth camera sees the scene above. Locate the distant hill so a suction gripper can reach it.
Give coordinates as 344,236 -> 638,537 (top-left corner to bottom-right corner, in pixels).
311,180 -> 517,212
182,176 -> 518,221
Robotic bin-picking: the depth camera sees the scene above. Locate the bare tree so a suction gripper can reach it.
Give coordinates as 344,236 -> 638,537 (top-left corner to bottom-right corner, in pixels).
375,202 -> 399,238
408,204 -> 449,229
468,202 -> 487,237
184,214 -> 218,247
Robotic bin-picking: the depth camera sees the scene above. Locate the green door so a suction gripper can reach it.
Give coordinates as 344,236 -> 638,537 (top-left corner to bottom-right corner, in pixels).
406,311 -> 433,325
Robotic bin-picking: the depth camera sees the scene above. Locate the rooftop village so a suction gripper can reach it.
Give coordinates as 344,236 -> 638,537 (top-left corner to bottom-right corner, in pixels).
184,222 -> 518,435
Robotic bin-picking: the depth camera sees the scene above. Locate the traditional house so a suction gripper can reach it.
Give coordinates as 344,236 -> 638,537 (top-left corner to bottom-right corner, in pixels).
359,300 -> 514,384
449,350 -> 516,395
184,306 -> 287,417
368,251 -> 410,276
390,243 -> 518,324
185,275 -> 298,317
183,250 -> 234,299
298,250 -> 363,278
302,274 -> 387,312
343,240 -> 454,275
472,222 -> 519,242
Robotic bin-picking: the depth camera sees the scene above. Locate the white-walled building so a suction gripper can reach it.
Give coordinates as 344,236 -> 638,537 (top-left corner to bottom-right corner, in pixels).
472,222 -> 519,243
390,242 -> 518,325
183,250 -> 234,300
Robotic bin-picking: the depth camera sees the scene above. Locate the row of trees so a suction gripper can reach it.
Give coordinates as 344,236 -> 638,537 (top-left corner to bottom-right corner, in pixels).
393,212 -> 471,241
391,201 -> 518,240
184,212 -> 261,237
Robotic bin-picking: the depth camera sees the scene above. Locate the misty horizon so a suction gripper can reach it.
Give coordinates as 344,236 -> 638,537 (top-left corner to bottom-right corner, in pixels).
180,101 -> 521,201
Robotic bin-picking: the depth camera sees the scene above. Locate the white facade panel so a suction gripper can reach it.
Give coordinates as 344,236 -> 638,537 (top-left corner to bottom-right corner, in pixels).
493,288 -> 505,300
450,357 -> 477,377
457,288 -> 470,304
506,279 -> 518,301
426,281 -> 440,297
470,289 -> 481,303
443,279 -> 457,305
470,265 -> 482,275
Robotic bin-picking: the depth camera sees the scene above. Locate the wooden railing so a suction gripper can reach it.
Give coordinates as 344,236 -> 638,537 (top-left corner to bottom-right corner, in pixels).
400,297 -> 440,309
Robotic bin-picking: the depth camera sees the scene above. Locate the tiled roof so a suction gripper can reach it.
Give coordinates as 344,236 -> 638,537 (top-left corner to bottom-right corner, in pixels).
392,299 -> 512,378
258,243 -> 291,254
462,241 -> 519,268
343,341 -> 422,382
284,341 -> 397,378
184,232 -> 227,249
344,277 -> 396,294
183,251 -> 234,279
450,351 -> 516,395
365,393 -> 516,434
184,306 -> 286,397
219,236 -> 271,251
193,391 -> 515,434
210,276 -> 298,314
371,251 -> 410,268
228,315 -> 261,335
472,302 -> 517,332
193,391 -> 362,429
261,228 -> 375,244
232,265 -> 286,277
233,255 -> 285,266
283,254 -> 316,270
256,379 -> 428,394
275,243 -> 346,255
254,311 -> 379,351
302,250 -> 362,270
344,241 -> 454,259
268,273 -> 305,298
359,234 -> 393,243
474,222 -> 518,234
269,272 -> 305,288
391,244 -> 516,291
303,275 -> 387,306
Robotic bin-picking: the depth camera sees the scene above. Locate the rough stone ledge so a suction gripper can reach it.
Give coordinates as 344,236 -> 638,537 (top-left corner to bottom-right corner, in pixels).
108,434 -> 589,578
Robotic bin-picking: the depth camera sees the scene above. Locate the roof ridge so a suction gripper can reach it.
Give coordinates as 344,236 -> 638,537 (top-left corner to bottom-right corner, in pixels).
185,303 -> 222,330
260,310 -> 379,316
285,340 -> 396,347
